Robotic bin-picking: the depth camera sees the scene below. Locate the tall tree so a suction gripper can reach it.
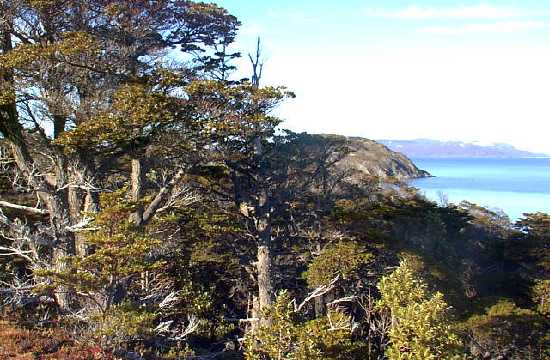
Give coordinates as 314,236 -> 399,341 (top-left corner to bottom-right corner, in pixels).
0,0 -> 242,310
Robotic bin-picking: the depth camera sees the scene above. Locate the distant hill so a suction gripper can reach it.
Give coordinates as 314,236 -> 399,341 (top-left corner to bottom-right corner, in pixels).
377,139 -> 549,158
313,135 -> 430,179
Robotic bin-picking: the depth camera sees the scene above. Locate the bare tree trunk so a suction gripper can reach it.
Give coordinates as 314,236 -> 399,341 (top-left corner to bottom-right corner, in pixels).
257,243 -> 273,312
254,139 -> 274,325
245,37 -> 275,328
70,158 -> 99,256
1,25 -> 76,310
49,210 -> 76,310
314,296 -> 325,317
130,157 -> 144,225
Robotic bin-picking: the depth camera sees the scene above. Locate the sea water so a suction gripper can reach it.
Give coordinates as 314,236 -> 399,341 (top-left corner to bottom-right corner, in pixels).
409,158 -> 550,221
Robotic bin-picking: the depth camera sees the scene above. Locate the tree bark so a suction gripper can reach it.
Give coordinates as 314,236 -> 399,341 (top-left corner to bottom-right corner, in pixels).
1,25 -> 76,311
257,243 -> 273,313
70,158 -> 99,256
254,137 -> 274,325
248,44 -> 275,323
130,157 -> 144,225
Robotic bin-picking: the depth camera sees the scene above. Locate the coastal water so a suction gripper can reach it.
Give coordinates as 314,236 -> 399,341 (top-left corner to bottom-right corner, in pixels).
409,158 -> 550,221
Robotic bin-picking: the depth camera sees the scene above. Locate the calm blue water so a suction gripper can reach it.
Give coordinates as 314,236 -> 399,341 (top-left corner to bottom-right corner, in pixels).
410,158 -> 550,220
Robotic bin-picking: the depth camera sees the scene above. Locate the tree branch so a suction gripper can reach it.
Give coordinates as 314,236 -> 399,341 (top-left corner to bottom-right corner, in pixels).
139,168 -> 186,226
0,200 -> 48,215
294,275 -> 340,312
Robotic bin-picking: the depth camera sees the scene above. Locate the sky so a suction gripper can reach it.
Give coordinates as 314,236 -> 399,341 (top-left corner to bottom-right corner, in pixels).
216,0 -> 550,154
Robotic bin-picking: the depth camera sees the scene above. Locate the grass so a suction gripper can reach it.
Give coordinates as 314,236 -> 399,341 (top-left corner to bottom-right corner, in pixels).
0,320 -> 111,359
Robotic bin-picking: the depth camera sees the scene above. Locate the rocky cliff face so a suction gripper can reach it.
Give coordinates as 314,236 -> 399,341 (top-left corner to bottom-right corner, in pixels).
318,134 -> 430,180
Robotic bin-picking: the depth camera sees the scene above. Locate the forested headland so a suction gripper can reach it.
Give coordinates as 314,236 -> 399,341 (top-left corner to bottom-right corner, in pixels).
0,1 -> 548,359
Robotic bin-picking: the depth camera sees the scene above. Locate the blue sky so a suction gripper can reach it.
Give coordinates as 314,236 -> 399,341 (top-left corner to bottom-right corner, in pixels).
217,1 -> 550,153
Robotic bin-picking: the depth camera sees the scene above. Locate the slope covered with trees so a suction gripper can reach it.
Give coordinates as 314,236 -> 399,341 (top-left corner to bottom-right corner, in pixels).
0,1 -> 548,359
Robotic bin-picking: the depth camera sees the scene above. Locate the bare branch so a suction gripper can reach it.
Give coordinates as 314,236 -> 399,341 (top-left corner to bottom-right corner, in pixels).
327,295 -> 357,307
294,275 -> 340,312
155,184 -> 201,214
0,245 -> 35,262
0,200 -> 48,215
140,168 -> 186,226
65,217 -> 98,232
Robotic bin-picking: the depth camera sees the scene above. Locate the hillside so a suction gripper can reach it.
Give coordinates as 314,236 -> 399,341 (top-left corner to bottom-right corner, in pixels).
378,139 -> 548,158
317,134 -> 430,179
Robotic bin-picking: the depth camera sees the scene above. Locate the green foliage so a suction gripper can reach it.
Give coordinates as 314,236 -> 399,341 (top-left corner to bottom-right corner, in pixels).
303,313 -> 368,360
89,301 -> 157,348
515,212 -> 550,271
516,212 -> 550,240
0,31 -> 99,72
244,291 -> 320,360
185,80 -> 293,145
304,241 -> 373,288
377,258 -> 463,359
35,190 -> 163,312
464,299 -> 549,358
244,291 -> 354,360
532,279 -> 550,315
55,83 -> 178,153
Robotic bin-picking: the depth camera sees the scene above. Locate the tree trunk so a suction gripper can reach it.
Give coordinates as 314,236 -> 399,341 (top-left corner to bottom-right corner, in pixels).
130,157 -> 144,225
255,173 -> 274,325
70,158 -> 99,256
257,243 -> 273,315
1,25 -> 76,310
46,190 -> 77,310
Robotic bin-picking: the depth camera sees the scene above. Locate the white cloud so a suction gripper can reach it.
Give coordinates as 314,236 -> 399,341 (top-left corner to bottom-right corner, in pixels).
366,5 -> 529,20
421,21 -> 547,35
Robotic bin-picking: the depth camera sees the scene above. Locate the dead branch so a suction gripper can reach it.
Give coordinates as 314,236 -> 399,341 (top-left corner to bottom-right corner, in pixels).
0,200 -> 48,215
327,295 -> 357,307
140,168 -> 186,226
294,275 -> 340,312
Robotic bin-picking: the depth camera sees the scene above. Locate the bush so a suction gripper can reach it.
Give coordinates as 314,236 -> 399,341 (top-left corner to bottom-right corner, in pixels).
304,241 -> 373,288
532,279 -> 550,316
377,258 -> 463,359
0,320 -> 112,359
464,299 -> 549,358
244,291 -> 356,360
89,302 -> 157,348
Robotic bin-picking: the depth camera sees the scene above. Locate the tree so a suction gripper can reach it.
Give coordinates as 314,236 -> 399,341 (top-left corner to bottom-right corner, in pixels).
0,0 -> 240,311
35,190 -> 164,315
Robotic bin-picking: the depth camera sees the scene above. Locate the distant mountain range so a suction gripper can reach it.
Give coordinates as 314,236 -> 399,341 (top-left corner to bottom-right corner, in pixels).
377,139 -> 549,158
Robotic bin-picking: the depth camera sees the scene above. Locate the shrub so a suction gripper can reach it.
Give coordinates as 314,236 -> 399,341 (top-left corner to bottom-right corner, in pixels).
464,299 -> 549,358
244,291 -> 355,360
532,279 -> 550,316
377,258 -> 463,359
304,241 -> 373,288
